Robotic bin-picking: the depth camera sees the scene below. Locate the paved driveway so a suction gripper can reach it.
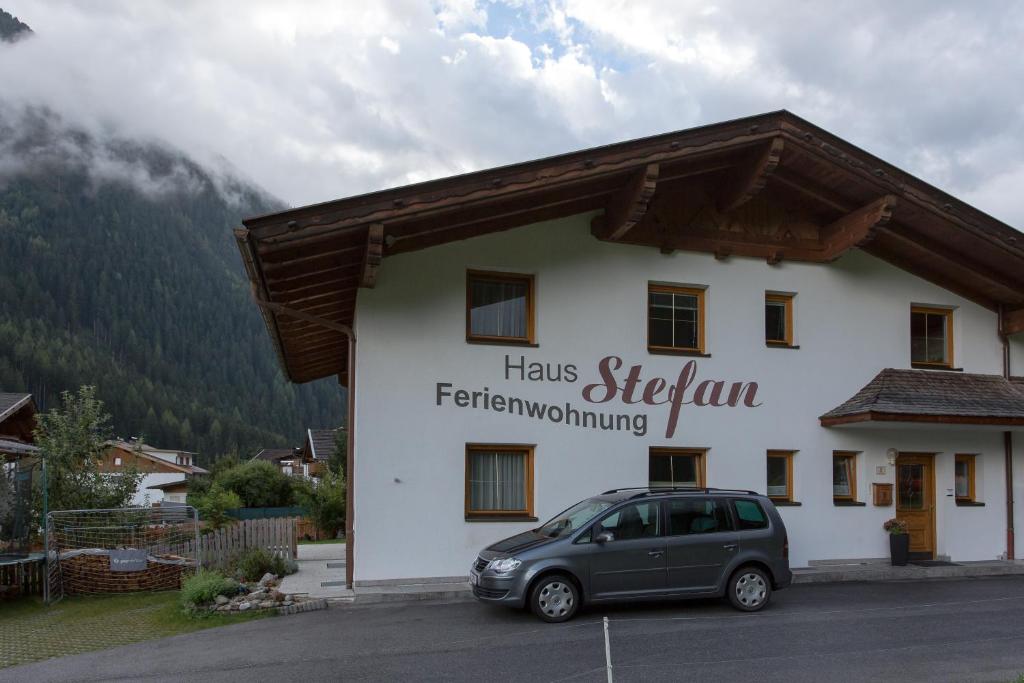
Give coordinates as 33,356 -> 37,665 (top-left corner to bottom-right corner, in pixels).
4,577 -> 1024,682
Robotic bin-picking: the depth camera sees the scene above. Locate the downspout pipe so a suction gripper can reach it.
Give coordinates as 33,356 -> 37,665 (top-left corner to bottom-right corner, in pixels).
235,226 -> 359,584
999,304 -> 1014,560
251,296 -> 357,587
344,331 -> 355,589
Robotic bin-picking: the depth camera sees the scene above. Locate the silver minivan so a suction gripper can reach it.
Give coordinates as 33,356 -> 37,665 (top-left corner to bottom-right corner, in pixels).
470,487 -> 792,622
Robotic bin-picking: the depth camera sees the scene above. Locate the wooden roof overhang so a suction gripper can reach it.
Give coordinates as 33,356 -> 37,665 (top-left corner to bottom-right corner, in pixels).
234,110 -> 1024,384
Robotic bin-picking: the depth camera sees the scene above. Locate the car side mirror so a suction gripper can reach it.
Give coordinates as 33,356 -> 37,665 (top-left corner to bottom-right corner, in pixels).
595,530 -> 614,544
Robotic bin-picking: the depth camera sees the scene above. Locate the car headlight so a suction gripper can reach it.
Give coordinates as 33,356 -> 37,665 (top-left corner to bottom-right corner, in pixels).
487,557 -> 522,574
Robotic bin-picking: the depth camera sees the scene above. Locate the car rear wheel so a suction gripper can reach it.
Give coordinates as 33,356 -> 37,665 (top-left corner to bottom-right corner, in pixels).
530,575 -> 579,622
727,567 -> 771,612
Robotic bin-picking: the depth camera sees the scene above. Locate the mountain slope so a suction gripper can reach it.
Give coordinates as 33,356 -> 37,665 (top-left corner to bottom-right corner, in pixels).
0,108 -> 345,462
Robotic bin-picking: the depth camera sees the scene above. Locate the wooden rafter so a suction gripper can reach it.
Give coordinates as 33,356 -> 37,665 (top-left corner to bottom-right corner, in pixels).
252,295 -> 354,338
591,164 -> 660,241
878,226 -> 1024,302
716,137 -> 784,212
818,195 -> 898,261
361,223 -> 384,288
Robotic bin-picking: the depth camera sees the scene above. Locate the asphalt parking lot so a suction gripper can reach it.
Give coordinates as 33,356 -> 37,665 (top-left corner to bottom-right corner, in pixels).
4,576 -> 1024,682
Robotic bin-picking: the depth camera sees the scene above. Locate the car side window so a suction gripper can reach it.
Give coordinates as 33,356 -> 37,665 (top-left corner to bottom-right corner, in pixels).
598,502 -> 660,541
732,499 -> 769,530
667,498 -> 732,535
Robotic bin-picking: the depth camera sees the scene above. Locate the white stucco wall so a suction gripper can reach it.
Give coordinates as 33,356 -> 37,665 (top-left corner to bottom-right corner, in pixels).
133,473 -> 181,506
352,212 -> 1018,581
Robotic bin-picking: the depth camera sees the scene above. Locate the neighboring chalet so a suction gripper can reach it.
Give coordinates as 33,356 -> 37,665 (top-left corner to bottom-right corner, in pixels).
251,447 -> 304,476
145,479 -> 190,504
303,428 -> 341,477
250,430 -> 341,478
235,111 -> 1024,587
0,392 -> 38,462
99,439 -> 208,506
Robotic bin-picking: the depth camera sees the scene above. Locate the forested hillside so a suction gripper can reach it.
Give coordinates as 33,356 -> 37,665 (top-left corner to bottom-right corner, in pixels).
0,106 -> 345,463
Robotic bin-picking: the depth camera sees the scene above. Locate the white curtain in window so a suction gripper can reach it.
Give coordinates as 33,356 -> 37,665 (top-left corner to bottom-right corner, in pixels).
470,451 -> 525,511
471,282 -> 526,338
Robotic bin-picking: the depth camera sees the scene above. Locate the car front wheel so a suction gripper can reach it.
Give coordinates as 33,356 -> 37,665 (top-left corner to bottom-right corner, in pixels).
530,574 -> 579,622
727,567 -> 772,612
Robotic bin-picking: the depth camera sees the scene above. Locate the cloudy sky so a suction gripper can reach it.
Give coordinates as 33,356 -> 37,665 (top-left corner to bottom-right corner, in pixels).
3,0 -> 1023,226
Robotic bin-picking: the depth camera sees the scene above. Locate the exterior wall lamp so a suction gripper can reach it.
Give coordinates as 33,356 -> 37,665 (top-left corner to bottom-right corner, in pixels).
886,448 -> 898,466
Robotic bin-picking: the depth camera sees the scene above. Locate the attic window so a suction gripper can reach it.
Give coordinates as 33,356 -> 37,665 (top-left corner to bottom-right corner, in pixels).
466,270 -> 535,344
114,457 -> 122,467
911,306 -> 953,368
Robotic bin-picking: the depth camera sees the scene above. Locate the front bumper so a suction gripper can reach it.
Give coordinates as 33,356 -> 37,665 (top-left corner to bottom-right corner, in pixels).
469,566 -> 530,608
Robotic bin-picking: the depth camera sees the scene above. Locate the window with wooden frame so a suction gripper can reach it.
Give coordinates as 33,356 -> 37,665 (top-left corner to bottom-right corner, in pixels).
954,454 -> 976,503
832,451 -> 858,502
648,284 -> 706,354
765,293 -> 794,347
649,448 -> 706,488
911,305 -> 953,368
766,450 -> 795,502
466,270 -> 535,344
465,444 -> 535,519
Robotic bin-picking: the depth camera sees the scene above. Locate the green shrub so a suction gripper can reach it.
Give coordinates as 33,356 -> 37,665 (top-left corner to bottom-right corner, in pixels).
293,470 -> 346,539
196,483 -> 242,530
216,460 -> 295,508
181,570 -> 237,609
232,547 -> 296,582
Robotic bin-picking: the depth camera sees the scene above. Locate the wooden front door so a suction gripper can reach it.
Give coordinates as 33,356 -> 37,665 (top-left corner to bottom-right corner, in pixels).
895,453 -> 936,559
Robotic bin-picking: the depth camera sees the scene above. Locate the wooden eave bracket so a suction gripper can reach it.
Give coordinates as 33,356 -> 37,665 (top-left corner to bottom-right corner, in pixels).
1004,307 -> 1024,336
819,194 -> 898,261
716,137 -> 784,213
591,163 -> 660,241
251,288 -> 354,339
360,223 -> 384,288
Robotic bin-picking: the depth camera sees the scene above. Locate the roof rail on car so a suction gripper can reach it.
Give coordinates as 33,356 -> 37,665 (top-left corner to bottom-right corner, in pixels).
601,486 -> 760,496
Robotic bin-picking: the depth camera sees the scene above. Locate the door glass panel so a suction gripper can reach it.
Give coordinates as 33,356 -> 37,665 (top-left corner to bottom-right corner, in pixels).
733,500 -> 768,530
667,498 -> 732,535
897,463 -> 925,510
599,502 -> 660,541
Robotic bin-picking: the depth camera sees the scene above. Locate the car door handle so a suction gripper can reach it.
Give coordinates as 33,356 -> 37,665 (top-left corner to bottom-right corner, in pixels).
722,543 -> 738,551
648,550 -> 665,558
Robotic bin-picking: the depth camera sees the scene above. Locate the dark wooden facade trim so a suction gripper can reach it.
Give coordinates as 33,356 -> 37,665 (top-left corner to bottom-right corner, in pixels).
820,411 -> 1024,428
234,111 -> 1024,384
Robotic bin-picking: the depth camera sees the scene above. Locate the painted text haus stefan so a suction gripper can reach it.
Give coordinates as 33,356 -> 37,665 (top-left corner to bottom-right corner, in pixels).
235,112 -> 1024,587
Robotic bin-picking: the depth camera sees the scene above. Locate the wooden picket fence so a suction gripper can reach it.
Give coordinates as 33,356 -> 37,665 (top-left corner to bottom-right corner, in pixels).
0,557 -> 46,598
176,517 -> 298,570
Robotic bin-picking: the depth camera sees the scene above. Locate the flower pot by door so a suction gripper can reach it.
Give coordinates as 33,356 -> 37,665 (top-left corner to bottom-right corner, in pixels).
890,533 -> 909,566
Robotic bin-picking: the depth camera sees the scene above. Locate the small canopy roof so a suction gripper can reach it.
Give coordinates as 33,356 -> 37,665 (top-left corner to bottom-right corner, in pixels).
820,369 -> 1024,427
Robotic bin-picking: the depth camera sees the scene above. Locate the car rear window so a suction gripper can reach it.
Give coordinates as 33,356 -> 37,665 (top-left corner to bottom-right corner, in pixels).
732,499 -> 769,530
667,498 -> 732,535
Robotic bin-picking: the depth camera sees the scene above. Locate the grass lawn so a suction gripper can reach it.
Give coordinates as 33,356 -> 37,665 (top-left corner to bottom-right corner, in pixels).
298,537 -> 345,545
0,591 -> 269,669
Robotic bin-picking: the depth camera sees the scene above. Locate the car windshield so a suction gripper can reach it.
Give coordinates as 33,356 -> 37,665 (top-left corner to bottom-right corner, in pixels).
537,498 -> 615,538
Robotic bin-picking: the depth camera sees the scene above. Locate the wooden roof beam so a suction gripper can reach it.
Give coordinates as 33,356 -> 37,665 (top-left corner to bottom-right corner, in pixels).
878,226 -> 1024,301
360,223 -> 384,288
716,137 -> 784,213
591,164 -> 659,241
818,195 -> 898,261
